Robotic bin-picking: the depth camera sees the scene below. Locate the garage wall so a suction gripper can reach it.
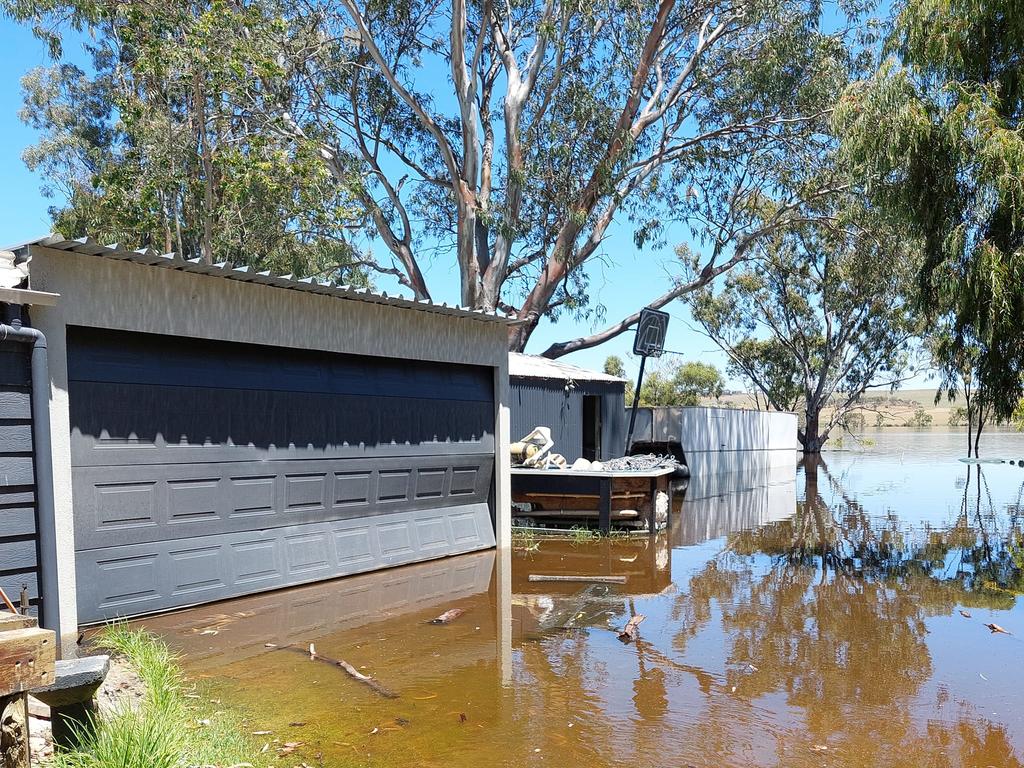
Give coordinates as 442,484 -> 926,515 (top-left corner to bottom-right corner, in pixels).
0,340 -> 39,614
510,380 -> 579,459
25,246 -> 512,649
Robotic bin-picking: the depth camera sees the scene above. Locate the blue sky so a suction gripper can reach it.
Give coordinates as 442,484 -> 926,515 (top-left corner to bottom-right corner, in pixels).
0,13 -> 931,391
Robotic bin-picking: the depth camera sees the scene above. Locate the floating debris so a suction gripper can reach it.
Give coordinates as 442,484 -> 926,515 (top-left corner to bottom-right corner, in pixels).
528,574 -> 626,584
617,614 -> 646,644
429,608 -> 465,625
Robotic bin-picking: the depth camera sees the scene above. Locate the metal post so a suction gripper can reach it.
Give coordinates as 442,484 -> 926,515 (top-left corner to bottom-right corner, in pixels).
598,477 -> 612,535
624,355 -> 647,455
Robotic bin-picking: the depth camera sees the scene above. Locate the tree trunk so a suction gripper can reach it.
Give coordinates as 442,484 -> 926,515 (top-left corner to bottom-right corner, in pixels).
193,73 -> 215,265
799,409 -> 826,454
965,391 -> 974,457
509,0 -> 676,349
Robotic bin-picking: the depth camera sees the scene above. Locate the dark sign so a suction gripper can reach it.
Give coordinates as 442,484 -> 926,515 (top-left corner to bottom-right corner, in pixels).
632,307 -> 670,358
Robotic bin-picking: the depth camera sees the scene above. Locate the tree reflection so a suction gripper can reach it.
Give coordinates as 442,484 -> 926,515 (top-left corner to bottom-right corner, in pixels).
665,455 -> 1024,766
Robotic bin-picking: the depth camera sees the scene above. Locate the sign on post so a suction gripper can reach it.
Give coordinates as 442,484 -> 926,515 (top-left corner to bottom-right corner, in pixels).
625,308 -> 671,455
632,307 -> 669,358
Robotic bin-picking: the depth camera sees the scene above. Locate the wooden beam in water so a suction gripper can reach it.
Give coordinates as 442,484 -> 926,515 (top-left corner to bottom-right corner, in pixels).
528,575 -> 627,584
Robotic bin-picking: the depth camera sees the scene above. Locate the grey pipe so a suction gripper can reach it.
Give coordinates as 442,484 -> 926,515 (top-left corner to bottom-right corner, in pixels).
0,314 -> 61,645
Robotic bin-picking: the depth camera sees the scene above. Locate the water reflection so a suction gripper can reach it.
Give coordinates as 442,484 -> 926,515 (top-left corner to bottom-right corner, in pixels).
144,435 -> 1024,767
671,458 -> 797,546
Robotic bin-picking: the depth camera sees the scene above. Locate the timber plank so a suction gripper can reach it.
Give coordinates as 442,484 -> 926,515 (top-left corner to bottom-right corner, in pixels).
0,613 -> 34,631
0,627 -> 55,695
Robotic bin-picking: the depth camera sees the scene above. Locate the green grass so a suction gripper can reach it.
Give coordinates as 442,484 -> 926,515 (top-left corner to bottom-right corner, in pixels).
511,527 -> 540,547
511,524 -> 634,543
49,624 -> 271,768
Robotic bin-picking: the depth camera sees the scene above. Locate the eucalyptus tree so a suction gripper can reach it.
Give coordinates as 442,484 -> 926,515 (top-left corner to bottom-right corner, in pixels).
313,0 -> 855,351
689,204 -> 924,452
10,0 -> 369,278
835,0 -> 1024,422
9,0 -> 859,349
929,327 -> 994,457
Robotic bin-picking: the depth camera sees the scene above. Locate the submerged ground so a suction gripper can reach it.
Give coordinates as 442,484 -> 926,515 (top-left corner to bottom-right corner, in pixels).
142,429 -> 1024,767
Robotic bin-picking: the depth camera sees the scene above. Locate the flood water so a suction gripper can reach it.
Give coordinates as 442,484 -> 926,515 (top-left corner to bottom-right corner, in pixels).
142,429 -> 1024,767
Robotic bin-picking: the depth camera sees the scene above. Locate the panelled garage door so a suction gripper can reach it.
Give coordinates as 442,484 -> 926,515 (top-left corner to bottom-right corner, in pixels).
68,328 -> 496,623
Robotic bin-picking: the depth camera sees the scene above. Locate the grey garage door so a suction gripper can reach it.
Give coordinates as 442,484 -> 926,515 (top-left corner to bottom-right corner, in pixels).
68,328 -> 496,623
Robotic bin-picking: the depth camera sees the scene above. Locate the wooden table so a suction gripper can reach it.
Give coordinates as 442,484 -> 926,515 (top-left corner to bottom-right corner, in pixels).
511,466 -> 675,534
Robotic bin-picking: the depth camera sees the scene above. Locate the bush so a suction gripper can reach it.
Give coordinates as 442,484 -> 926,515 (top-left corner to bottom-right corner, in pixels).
948,406 -> 969,427
906,407 -> 934,427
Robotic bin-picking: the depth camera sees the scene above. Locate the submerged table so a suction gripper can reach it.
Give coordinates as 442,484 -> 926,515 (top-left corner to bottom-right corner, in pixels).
511,466 -> 676,534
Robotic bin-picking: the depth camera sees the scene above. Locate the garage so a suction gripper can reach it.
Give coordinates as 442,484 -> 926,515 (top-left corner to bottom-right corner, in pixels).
69,328 -> 496,622
1,236 -> 511,641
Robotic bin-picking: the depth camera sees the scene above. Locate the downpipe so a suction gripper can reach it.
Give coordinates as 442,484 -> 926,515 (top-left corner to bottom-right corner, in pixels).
1,307 -> 61,644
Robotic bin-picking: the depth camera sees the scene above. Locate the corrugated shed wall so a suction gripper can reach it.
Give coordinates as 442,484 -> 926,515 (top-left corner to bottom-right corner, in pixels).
510,379 -> 626,462
0,339 -> 39,613
511,380 -> 582,461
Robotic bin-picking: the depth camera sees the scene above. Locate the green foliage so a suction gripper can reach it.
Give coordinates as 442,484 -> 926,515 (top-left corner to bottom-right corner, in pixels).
834,0 -> 1024,420
51,625 -> 272,768
949,406 -> 970,427
725,338 -> 804,413
635,359 -> 725,406
674,361 -> 725,403
1012,399 -> 1024,432
690,197 -> 924,452
906,407 -> 933,427
603,355 -> 626,378
842,411 -> 866,430
6,0 -> 864,347
637,369 -> 681,407
10,0 -> 368,280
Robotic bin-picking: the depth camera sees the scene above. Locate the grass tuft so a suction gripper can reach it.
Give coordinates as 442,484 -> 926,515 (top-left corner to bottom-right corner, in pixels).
49,623 -> 271,768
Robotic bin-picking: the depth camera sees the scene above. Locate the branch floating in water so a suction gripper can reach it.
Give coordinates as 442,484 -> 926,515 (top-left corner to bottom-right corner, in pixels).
528,575 -> 627,584
275,643 -> 399,699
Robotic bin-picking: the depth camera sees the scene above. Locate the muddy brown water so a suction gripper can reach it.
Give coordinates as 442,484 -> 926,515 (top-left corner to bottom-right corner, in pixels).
141,430 -> 1024,767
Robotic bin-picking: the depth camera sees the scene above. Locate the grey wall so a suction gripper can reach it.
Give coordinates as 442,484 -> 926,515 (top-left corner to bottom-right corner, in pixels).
601,391 -> 626,459
0,340 -> 39,613
630,406 -> 798,475
510,379 -> 625,462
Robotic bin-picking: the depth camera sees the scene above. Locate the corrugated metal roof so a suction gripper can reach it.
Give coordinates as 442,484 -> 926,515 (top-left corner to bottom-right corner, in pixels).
509,352 -> 626,383
6,234 -> 515,325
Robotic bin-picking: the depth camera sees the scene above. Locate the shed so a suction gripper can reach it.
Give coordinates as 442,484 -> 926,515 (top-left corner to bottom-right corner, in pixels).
0,235 -> 513,649
508,353 -> 626,463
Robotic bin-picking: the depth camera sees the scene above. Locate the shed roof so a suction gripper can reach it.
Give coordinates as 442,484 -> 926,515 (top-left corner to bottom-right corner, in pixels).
3,234 -> 514,325
509,352 -> 626,383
